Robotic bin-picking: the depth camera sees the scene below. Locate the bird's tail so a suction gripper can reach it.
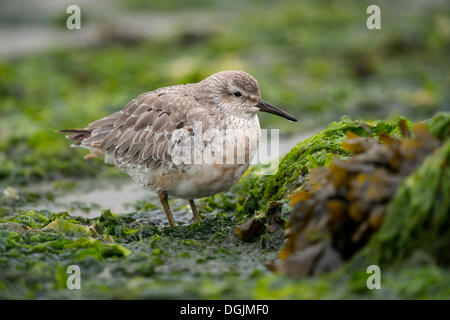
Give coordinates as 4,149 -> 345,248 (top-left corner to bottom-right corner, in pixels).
58,128 -> 105,160
57,129 -> 91,146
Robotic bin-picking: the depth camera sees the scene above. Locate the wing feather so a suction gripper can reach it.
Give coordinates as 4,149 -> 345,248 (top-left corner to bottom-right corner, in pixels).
79,85 -> 217,169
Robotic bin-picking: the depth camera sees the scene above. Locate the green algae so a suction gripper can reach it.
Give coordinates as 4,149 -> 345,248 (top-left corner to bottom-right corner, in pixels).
252,263 -> 450,299
250,113 -> 450,299
428,111 -> 450,140
238,117 -> 405,217
0,208 -> 276,299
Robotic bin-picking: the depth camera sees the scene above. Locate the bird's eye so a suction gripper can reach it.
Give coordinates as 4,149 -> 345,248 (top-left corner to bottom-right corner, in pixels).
233,91 -> 242,97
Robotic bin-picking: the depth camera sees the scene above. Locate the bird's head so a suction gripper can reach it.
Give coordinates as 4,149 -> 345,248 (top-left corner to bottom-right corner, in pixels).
199,70 -> 297,122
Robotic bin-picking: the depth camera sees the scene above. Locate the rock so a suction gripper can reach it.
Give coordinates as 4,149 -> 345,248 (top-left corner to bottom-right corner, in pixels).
313,242 -> 343,275
236,214 -> 265,242
280,240 -> 343,277
282,242 -> 325,277
278,118 -> 446,276
236,202 -> 283,242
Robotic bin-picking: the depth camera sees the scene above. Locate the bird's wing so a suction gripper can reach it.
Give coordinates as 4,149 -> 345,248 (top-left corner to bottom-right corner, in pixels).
80,87 -> 220,168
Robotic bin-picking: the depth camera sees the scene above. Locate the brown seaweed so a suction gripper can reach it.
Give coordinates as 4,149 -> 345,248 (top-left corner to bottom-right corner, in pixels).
278,121 -> 442,277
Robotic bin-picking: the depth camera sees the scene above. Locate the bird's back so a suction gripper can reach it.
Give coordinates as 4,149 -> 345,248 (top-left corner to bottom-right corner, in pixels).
63,83 -> 228,170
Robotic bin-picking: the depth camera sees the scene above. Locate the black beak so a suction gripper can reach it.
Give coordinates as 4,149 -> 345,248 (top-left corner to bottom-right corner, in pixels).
257,99 -> 297,122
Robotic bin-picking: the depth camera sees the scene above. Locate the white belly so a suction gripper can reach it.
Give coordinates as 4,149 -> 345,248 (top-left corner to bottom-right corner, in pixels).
140,163 -> 249,199
118,114 -> 261,199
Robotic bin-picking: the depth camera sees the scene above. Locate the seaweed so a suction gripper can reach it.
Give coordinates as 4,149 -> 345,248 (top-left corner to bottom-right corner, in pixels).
356,139 -> 450,267
275,115 -> 448,277
237,117 -> 404,217
0,208 -> 276,299
236,117 -> 406,244
250,113 -> 450,299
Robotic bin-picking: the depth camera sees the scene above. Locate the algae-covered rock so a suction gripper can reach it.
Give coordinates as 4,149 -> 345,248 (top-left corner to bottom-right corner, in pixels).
277,120 -> 444,276
236,202 -> 284,242
357,138 -> 450,267
237,117 -> 406,241
238,117 -> 404,217
250,113 -> 449,299
428,112 -> 450,140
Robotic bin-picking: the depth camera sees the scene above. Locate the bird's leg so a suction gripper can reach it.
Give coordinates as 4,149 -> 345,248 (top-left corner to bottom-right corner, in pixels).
158,191 -> 176,227
189,199 -> 201,222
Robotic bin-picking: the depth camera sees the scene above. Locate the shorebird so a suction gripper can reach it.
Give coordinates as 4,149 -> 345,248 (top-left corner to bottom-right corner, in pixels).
60,70 -> 297,226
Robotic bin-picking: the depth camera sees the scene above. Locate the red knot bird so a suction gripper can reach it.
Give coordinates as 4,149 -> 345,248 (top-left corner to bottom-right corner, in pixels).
59,70 -> 297,227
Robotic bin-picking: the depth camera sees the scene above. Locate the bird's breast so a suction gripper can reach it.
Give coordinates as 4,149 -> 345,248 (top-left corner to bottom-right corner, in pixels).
155,162 -> 249,199
123,113 -> 261,199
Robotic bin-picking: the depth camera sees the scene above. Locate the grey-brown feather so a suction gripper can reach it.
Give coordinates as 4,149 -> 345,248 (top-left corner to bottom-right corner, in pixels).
59,70 -> 266,201
77,84 -> 220,170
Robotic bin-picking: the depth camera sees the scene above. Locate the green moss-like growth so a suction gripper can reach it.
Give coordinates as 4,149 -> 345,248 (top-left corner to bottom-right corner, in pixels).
252,263 -> 450,299
428,112 -> 450,140
0,208 -> 276,299
238,117 -> 405,216
250,112 -> 450,299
